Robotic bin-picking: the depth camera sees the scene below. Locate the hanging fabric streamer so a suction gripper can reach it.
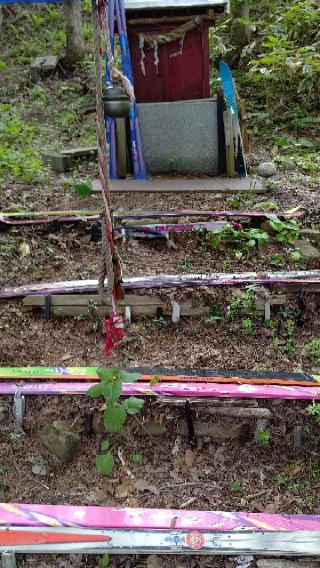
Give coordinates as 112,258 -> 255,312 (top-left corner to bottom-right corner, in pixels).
106,0 -> 147,180
92,0 -> 131,354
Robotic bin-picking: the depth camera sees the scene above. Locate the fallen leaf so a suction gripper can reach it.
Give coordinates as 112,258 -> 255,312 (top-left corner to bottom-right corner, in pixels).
166,238 -> 177,251
115,484 -> 129,499
264,494 -> 280,513
133,479 -> 159,496
184,449 -> 196,468
19,241 -> 31,257
61,353 -> 73,361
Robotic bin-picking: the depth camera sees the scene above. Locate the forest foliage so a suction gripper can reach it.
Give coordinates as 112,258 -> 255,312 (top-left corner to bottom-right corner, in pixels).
211,0 -> 320,116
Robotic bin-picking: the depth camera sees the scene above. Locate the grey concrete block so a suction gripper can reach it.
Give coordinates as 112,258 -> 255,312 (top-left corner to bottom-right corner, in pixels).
294,239 -> 320,261
137,98 -> 219,175
42,151 -> 73,174
30,55 -> 59,80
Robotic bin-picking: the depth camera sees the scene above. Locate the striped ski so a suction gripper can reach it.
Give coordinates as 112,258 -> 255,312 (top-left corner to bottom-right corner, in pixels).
2,270 -> 320,299
0,209 -> 303,226
0,505 -> 320,555
1,366 -> 319,387
0,367 -> 319,400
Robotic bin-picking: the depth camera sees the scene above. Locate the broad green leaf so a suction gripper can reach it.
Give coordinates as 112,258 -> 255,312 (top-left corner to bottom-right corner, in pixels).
266,214 -> 284,231
74,181 -> 92,198
102,554 -> 110,567
109,378 -> 123,402
96,454 -> 114,476
86,383 -> 104,398
97,367 -> 121,384
123,397 -> 145,416
284,206 -> 301,215
290,250 -> 301,263
120,371 -> 141,383
298,137 -> 314,148
150,375 -> 160,386
104,404 -> 127,432
101,440 -> 110,451
132,452 -> 144,464
100,380 -> 122,403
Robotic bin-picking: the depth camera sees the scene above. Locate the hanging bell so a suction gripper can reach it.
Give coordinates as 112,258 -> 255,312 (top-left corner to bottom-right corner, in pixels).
103,82 -> 131,118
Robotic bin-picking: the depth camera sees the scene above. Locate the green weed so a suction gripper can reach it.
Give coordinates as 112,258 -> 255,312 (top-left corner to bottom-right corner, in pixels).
257,428 -> 271,447
306,402 -> 320,426
303,338 -> 320,364
87,368 -> 145,476
176,258 -> 193,272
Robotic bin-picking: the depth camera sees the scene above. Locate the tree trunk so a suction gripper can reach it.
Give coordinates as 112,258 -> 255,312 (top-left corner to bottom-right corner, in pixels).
231,0 -> 251,49
64,0 -> 85,67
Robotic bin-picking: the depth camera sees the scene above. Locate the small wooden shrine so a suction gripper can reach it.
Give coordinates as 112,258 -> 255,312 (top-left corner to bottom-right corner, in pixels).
125,0 -> 229,103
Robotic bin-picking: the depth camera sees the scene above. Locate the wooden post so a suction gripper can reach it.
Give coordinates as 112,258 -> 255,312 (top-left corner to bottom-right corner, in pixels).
116,118 -> 128,179
224,108 -> 235,177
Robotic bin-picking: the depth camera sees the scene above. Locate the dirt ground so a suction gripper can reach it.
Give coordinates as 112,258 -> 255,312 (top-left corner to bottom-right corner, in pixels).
1,167 -> 320,567
1,56 -> 320,568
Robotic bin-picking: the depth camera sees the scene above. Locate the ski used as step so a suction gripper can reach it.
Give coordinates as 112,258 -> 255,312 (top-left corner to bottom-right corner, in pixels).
0,381 -> 319,399
0,504 -> 320,556
1,526 -> 320,555
0,367 -> 319,399
0,503 -> 320,556
0,209 -> 303,226
219,61 -> 247,178
0,210 -> 100,225
1,366 -> 319,387
2,270 -> 320,299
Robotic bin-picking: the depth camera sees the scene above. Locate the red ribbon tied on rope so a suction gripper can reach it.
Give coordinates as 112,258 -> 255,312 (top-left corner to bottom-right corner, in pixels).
105,312 -> 125,355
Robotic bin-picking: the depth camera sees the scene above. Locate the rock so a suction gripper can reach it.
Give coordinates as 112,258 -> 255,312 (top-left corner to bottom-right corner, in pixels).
257,162 -> 278,178
301,228 -> 320,243
293,239 -> 320,262
41,151 -> 73,174
280,158 -> 296,171
32,459 -> 47,477
177,421 -> 247,440
234,557 -> 254,568
30,55 -> 59,81
39,420 -> 81,463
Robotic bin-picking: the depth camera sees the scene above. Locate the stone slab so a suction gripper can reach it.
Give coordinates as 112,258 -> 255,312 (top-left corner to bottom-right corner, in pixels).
137,98 -> 219,175
42,152 -> 73,174
30,55 -> 58,80
92,176 -> 264,193
294,239 -> 320,261
60,146 -> 98,158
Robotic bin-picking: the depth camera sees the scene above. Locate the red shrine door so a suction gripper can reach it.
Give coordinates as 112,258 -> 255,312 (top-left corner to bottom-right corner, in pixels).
128,25 -> 210,103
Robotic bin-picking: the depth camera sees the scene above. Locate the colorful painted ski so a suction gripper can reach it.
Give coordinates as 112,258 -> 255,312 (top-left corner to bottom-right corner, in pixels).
219,60 -> 247,178
2,270 -> 320,299
1,366 -> 319,387
0,209 -> 303,226
0,210 -> 101,225
1,526 -> 320,555
0,381 -> 319,400
0,504 -> 320,555
2,503 -> 320,531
